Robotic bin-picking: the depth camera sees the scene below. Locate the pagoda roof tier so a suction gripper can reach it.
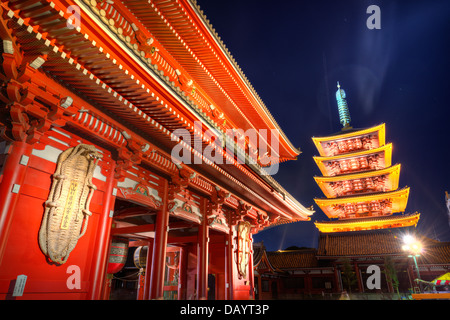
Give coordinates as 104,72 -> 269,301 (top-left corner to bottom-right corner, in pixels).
313,143 -> 392,177
314,164 -> 401,198
314,187 -> 410,220
312,123 -> 386,157
315,212 -> 420,233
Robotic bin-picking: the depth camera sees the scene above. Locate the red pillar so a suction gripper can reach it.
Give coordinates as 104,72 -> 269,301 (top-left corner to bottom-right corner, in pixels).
178,246 -> 188,300
248,234 -> 255,299
149,179 -> 169,299
137,271 -> 145,300
197,198 -> 209,300
143,239 -> 153,300
225,224 -> 235,300
0,141 -> 33,265
87,161 -> 117,300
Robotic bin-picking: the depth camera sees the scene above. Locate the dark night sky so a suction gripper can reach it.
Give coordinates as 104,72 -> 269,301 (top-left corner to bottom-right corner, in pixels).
195,0 -> 450,251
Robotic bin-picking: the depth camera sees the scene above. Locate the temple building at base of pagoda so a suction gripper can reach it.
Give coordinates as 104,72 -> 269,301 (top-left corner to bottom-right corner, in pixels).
0,0 -> 314,300
252,84 -> 450,300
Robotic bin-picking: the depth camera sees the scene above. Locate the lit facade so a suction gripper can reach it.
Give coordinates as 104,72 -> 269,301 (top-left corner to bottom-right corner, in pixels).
0,0 -> 313,300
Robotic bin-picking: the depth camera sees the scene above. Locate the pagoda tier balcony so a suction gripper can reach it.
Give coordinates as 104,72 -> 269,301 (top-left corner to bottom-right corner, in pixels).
314,164 -> 401,198
314,143 -> 392,177
314,187 -> 410,220
312,124 -> 385,157
314,212 -> 420,233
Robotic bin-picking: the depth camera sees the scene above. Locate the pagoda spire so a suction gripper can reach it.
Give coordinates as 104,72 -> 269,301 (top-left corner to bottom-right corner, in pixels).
336,82 -> 352,129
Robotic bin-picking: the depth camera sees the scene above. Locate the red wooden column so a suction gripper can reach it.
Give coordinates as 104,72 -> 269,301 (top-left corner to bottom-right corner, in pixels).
0,141 -> 33,265
149,179 -> 169,299
197,198 -> 209,300
143,239 -> 153,300
178,246 -> 188,300
88,161 -> 117,300
248,234 -> 255,299
225,223 -> 235,300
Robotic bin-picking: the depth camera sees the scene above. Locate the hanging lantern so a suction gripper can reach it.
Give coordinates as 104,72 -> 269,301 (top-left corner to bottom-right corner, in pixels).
133,246 -> 148,269
107,237 -> 129,274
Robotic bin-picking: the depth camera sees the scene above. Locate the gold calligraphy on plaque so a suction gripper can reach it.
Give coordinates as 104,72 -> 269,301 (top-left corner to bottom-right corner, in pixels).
60,181 -> 79,230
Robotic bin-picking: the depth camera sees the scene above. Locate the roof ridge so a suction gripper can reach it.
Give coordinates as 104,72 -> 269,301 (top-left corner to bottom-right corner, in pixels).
187,0 -> 301,155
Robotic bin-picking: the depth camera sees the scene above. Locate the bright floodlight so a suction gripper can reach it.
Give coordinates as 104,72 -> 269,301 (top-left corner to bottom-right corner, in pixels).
403,234 -> 414,244
402,235 -> 422,256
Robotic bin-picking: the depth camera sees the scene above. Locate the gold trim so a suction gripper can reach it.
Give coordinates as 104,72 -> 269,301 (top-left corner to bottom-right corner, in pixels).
314,164 -> 401,198
312,123 -> 386,156
314,187 -> 410,219
314,143 -> 393,177
315,212 -> 420,233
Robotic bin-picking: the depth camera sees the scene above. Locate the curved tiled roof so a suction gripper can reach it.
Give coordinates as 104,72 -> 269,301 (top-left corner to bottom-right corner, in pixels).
266,249 -> 318,269
317,230 -> 403,257
317,229 -> 450,265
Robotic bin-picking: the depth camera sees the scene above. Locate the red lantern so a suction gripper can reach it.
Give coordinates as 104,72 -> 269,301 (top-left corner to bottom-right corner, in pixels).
107,237 -> 129,274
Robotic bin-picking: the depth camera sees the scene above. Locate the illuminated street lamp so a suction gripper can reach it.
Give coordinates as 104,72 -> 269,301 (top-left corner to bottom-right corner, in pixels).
402,235 -> 423,291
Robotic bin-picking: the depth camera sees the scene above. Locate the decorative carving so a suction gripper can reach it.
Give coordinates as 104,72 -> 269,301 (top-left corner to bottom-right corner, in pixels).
117,183 -> 162,210
250,211 -> 270,233
211,186 -> 230,211
229,201 -> 252,226
0,37 -> 75,143
115,135 -> 154,178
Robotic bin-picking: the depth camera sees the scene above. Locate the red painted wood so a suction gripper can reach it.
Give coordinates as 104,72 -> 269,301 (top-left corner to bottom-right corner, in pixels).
143,239 -> 153,300
0,141 -> 33,265
88,161 -> 116,300
197,198 -> 209,299
149,179 -> 169,299
225,225 -> 235,300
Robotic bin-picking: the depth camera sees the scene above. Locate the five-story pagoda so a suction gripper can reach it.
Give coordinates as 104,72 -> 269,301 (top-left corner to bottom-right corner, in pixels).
312,83 -> 420,233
